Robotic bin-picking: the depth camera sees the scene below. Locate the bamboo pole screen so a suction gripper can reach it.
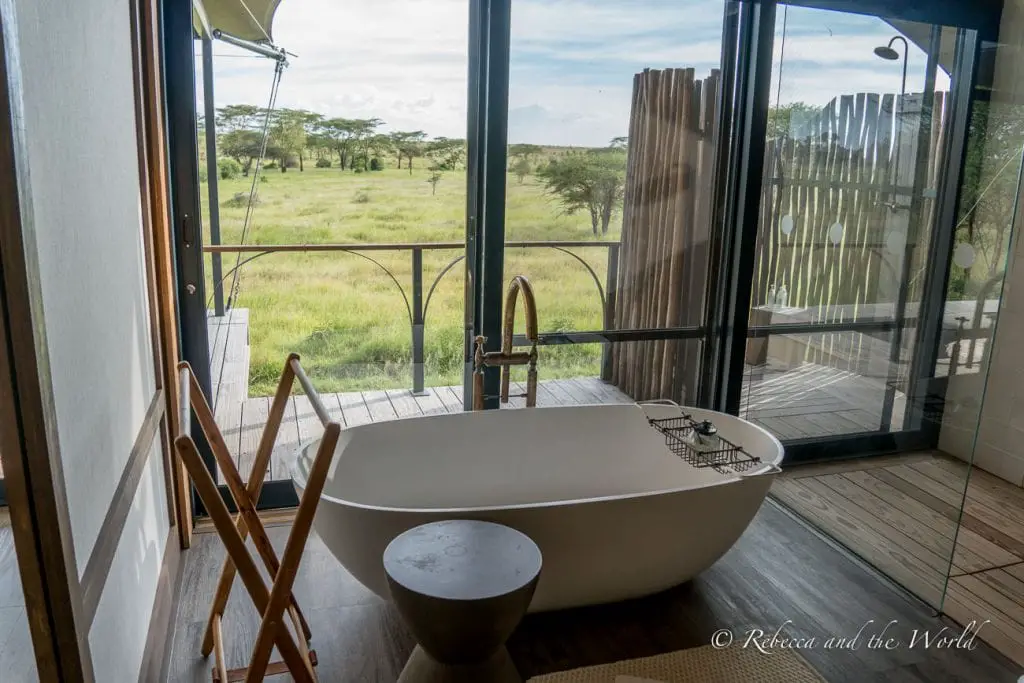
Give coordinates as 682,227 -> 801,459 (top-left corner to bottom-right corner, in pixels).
609,68 -> 720,402
608,68 -> 949,398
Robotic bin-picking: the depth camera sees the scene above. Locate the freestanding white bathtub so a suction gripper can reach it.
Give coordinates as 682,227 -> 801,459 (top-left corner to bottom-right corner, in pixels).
292,402 -> 783,612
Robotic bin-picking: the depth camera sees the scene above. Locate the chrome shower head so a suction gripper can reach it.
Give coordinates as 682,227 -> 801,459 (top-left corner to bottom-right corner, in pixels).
874,45 -> 900,60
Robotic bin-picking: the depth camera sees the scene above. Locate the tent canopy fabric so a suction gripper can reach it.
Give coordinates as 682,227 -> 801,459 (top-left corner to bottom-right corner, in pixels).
193,0 -> 283,43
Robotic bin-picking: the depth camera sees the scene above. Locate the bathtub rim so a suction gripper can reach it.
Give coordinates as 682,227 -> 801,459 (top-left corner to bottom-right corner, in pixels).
291,402 -> 784,516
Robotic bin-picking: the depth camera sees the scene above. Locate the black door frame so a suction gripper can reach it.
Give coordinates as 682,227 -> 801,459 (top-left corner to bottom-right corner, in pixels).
716,0 -> 989,465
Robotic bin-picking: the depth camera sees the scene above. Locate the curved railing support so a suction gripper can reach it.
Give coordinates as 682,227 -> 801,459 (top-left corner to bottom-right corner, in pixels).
204,241 -> 619,394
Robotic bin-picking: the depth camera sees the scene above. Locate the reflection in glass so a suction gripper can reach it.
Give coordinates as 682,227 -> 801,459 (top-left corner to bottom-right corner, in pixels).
503,1 -> 733,404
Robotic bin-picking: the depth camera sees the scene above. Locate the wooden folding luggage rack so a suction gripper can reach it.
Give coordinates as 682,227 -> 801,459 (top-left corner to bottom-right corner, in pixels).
175,353 -> 340,683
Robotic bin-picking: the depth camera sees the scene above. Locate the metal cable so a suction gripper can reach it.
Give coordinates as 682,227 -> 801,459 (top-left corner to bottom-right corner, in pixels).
211,57 -> 285,411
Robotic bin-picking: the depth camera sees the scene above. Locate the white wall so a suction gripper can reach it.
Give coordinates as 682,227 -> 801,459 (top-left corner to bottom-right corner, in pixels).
939,0 -> 1024,487
13,0 -> 170,679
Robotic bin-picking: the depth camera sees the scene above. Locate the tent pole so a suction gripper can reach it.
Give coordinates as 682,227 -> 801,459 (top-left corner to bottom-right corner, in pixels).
202,34 -> 224,316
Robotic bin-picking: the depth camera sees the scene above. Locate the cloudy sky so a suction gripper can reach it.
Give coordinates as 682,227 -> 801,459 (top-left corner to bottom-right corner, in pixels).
200,0 -> 949,148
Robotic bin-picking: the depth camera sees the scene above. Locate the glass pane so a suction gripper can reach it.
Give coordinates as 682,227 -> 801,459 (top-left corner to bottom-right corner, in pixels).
503,339 -> 703,406
762,3 -> 1023,635
195,2 -> 470,478
502,1 -> 734,403
748,6 -> 955,437
740,330 -> 906,439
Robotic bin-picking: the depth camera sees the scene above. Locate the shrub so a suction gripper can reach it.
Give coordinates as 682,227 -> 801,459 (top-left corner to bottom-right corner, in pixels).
264,161 -> 278,170
352,191 -> 370,204
217,157 -> 241,180
369,157 -> 383,171
223,192 -> 256,208
315,157 -> 332,168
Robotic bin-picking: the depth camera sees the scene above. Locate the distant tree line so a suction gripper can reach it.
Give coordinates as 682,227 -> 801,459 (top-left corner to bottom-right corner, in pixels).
208,105 -> 467,178
206,104 -> 631,229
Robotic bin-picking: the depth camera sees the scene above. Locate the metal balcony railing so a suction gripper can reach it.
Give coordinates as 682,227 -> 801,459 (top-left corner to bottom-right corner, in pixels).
204,241 -> 621,393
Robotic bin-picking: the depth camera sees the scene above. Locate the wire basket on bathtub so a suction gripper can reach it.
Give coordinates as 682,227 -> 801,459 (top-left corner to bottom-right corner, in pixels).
648,414 -> 761,474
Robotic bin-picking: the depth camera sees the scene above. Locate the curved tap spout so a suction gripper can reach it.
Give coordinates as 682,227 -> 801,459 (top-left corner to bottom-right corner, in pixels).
471,276 -> 541,410
501,276 -> 539,406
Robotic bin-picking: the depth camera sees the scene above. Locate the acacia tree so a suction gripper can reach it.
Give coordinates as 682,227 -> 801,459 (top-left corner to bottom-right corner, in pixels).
536,143 -> 627,235
512,157 -> 531,183
220,129 -> 265,176
216,104 -> 263,132
426,137 -> 466,171
427,165 -> 443,195
389,131 -> 427,171
269,109 -> 308,172
509,143 -> 542,162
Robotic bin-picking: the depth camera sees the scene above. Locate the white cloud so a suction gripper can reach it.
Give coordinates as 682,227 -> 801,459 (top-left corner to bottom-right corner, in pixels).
201,0 -> 953,147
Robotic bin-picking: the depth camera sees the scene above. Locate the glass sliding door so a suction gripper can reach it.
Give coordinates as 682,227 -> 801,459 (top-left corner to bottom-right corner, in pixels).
473,0 -> 742,409
740,3 -> 974,460
165,0 -> 474,509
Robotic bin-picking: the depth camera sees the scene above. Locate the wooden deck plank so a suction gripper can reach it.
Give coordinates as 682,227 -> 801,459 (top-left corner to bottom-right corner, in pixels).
411,388 -> 448,415
532,381 -> 561,407
504,381 -> 527,409
896,464 -> 1024,548
542,379 -> 584,405
213,399 -> 242,486
797,477 -> 955,576
944,579 -> 1024,667
436,386 -> 464,413
870,468 -> 961,520
561,378 -> 605,404
815,473 -> 986,574
293,392 -> 343,456
576,377 -> 632,403
771,478 -> 945,606
879,465 -> 1024,561
269,397 -> 301,481
975,568 -> 1024,609
237,397 -> 269,484
783,453 -> 933,479
362,390 -> 398,422
932,457 -> 1024,510
772,451 -> 1024,667
841,470 -> 1020,572
336,391 -> 372,427
915,459 -> 1024,528
385,389 -> 423,419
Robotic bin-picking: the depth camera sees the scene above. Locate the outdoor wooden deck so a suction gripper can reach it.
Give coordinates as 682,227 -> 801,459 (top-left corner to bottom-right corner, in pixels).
774,453 -> 1024,666
741,361 -> 907,440
204,309 -> 915,480
216,377 -> 634,483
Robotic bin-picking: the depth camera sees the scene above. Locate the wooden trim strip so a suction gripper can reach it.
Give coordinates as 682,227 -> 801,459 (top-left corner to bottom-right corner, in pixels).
130,0 -> 189,547
80,389 -> 165,626
0,1 -> 92,679
128,0 -> 173,528
137,525 -> 184,683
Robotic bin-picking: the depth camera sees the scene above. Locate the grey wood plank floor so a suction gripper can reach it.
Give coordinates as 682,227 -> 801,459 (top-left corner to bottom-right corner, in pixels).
166,502 -> 1020,682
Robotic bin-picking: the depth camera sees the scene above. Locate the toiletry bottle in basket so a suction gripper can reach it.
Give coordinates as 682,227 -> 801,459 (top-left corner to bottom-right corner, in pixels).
692,420 -> 721,452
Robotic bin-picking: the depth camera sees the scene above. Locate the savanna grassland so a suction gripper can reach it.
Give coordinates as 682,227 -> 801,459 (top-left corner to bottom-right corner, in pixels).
201,164 -> 621,395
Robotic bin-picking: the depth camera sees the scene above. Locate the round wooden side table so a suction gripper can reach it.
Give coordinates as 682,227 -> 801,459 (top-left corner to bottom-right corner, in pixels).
383,519 -> 542,683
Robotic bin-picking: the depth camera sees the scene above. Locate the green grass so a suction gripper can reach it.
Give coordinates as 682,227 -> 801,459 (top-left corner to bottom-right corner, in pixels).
200,165 -> 621,395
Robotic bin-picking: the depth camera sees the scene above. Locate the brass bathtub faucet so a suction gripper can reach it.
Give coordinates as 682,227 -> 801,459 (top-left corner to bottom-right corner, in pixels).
473,275 -> 539,411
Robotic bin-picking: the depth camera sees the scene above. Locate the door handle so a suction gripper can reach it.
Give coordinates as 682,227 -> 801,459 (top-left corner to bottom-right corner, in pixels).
182,213 -> 194,247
